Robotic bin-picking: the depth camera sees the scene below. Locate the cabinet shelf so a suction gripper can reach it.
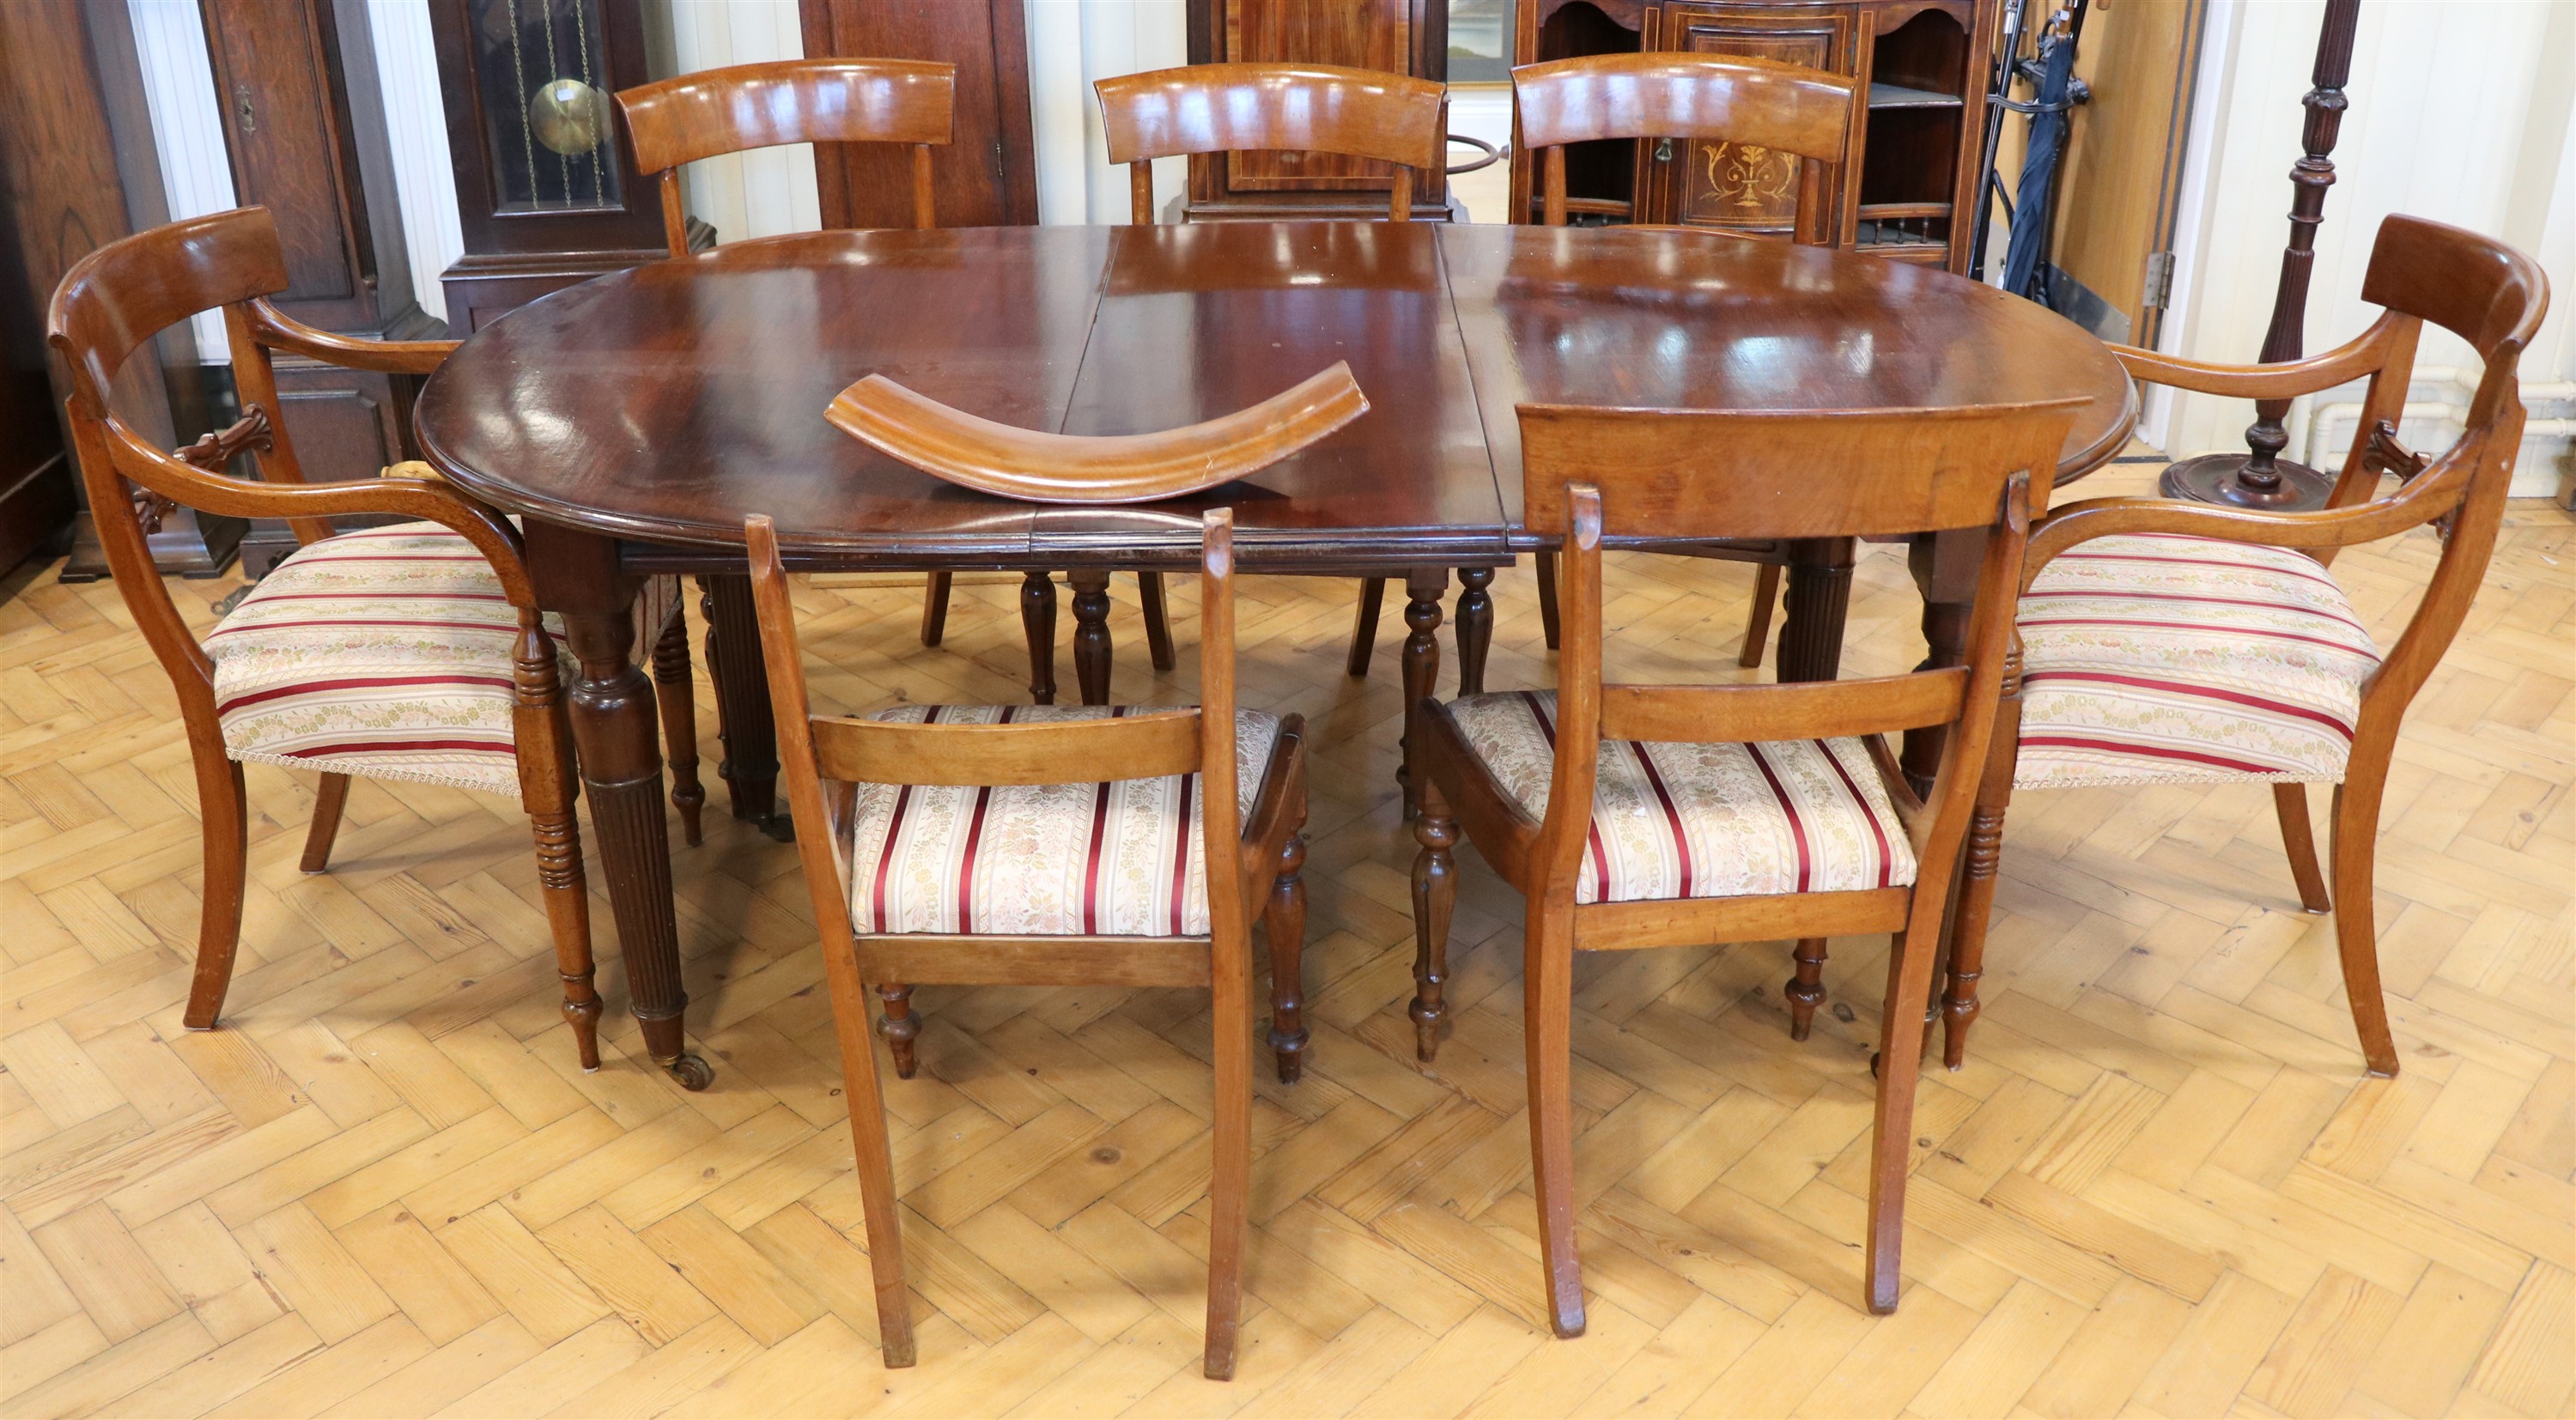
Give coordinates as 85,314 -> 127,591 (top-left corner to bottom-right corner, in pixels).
1868,81 -> 1965,110
1857,201 -> 1953,220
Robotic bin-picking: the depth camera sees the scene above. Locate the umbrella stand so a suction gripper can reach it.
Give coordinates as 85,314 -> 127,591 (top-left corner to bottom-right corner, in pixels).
1994,0 -> 2093,306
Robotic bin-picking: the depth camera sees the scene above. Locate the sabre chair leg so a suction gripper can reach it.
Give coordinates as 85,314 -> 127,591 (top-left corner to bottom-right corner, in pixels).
1204,926 -> 1254,1379
877,982 -> 920,1079
1347,577 -> 1386,677
1409,789 -> 1457,1063
1534,550 -> 1561,651
2275,782 -> 2331,913
2330,772 -> 2400,1077
1021,571 -> 1058,706
1785,937 -> 1828,1041
820,933 -> 914,1368
183,754 -> 250,1031
1740,562 -> 1781,669
1865,926 -> 1936,1314
1523,907 -> 1586,1338
920,570 -> 952,647
299,772 -> 352,874
653,611 -> 705,847
1139,571 -> 1176,673
1264,829 -> 1309,1084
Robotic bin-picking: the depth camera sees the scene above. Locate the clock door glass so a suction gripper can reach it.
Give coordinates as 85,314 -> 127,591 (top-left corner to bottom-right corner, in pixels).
469,0 -> 623,214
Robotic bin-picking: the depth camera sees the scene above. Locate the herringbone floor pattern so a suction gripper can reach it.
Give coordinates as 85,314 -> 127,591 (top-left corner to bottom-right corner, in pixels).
4,467 -> 2570,1418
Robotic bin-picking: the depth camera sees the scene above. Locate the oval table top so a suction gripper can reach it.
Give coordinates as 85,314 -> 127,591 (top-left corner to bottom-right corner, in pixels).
416,221 -> 2136,567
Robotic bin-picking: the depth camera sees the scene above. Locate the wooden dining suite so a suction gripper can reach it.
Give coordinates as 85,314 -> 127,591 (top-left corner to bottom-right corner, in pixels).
406,217 -> 2136,1091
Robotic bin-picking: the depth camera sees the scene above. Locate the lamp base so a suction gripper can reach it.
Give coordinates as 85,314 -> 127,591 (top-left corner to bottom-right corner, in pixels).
2159,452 -> 2336,511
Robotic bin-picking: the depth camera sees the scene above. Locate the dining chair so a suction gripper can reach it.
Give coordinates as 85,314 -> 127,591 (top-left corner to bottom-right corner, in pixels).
46,207 -> 698,1073
1937,213 -> 2549,1077
1093,62 -> 1453,682
755,369 -> 1352,1378
617,62 -> 1161,712
1504,51 -> 1868,675
1407,396 -> 2084,1329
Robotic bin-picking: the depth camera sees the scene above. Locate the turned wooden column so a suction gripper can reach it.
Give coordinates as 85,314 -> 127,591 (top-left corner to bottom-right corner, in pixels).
2160,0 -> 2360,511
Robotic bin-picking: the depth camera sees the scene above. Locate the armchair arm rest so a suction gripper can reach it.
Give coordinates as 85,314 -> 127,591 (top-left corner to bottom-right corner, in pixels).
2022,470 -> 2464,592
247,297 -> 457,375
2107,313 -> 2404,400
105,416 -> 533,604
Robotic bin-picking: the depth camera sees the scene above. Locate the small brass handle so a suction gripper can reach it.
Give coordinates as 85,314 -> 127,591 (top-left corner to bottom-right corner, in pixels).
1654,137 -> 1675,162
234,83 -> 257,133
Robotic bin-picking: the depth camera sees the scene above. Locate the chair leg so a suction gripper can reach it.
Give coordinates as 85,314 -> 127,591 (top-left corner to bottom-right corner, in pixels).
1021,571 -> 1057,706
920,570 -> 952,647
1740,563 -> 1782,669
1346,577 -> 1386,677
2330,775 -> 2401,1077
182,754 -> 249,1032
1409,788 -> 1458,1062
515,622 -> 602,1070
1264,829 -> 1309,1084
1138,571 -> 1176,673
1865,926 -> 1936,1314
2275,782 -> 2331,913
1524,907 -> 1586,1338
1941,803 -> 2010,1071
1785,937 -> 1827,1041
1204,919 -> 1254,1380
299,772 -> 352,874
818,932 -> 914,1368
1534,550 -> 1560,651
877,983 -> 920,1079
652,611 -> 705,847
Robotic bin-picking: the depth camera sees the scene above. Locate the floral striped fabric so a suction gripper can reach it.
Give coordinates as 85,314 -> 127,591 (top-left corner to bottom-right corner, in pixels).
837,706 -> 1280,938
210,522 -> 681,796
1445,691 -> 1917,905
2014,533 -> 2380,789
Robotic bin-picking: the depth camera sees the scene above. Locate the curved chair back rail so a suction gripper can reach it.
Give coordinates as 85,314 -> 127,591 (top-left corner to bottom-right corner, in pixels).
618,58 -> 958,246
825,360 -> 1369,503
1095,63 -> 1446,223
1510,51 -> 1861,240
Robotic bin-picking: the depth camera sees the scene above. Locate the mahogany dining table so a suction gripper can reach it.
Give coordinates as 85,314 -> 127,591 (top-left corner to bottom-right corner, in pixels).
413,220 -> 2136,1089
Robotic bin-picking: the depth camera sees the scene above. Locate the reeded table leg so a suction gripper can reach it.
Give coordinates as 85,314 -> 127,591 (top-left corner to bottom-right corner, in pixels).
1776,537 -> 1856,685
561,606 -> 711,1091
1904,530 -> 1988,800
1398,567 -> 1447,816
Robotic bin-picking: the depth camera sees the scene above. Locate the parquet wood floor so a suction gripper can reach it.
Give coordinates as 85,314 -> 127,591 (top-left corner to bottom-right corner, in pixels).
4,466 -> 2570,1418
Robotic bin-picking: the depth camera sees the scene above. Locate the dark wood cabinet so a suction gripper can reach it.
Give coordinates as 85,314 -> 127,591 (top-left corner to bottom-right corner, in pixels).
1182,0 -> 1454,221
428,0 -> 682,331
0,0 -> 231,581
799,0 -> 1039,228
1513,0 -> 1994,270
200,0 -> 447,576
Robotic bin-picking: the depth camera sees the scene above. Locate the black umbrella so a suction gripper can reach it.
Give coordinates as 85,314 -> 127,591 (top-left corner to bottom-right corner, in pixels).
2002,6 -> 2082,301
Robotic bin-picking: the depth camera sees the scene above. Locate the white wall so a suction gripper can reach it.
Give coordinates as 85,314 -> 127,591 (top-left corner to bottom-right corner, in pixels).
2156,0 -> 2575,495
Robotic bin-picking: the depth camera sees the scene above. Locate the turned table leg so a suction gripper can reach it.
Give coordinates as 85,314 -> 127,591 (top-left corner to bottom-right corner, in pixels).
1398,567 -> 1448,816
1455,567 -> 1494,698
1070,569 -> 1114,707
699,573 -> 787,839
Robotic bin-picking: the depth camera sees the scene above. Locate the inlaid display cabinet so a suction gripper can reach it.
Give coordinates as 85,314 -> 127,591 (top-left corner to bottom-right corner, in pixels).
1510,0 -> 1999,270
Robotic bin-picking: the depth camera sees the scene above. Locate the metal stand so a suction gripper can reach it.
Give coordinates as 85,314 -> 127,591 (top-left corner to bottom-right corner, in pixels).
2160,0 -> 2360,511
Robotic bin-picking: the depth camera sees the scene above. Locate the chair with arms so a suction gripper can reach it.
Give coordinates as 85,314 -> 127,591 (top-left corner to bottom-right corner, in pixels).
46,207 -> 698,1073
617,61 -> 1167,711
1936,214 -> 2549,1077
1408,397 -> 2083,1330
1093,63 -> 1456,684
750,367 -> 1347,1377
1506,51 -> 1868,674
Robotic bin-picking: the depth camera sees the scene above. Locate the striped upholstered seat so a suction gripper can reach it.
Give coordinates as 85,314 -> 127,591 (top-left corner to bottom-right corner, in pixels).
1444,690 -> 1918,905
839,705 -> 1282,937
209,522 -> 680,796
2014,533 -> 2381,789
